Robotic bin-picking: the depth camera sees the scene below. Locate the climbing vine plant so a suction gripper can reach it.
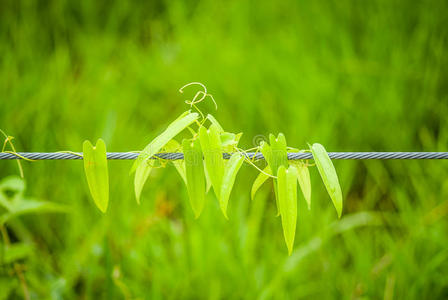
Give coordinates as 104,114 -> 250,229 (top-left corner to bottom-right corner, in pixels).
3,83 -> 343,255
82,83 -> 343,255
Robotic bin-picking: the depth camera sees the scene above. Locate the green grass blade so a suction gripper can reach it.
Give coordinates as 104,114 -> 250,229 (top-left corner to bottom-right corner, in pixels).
310,143 -> 343,218
277,165 -> 298,255
131,111 -> 199,173
251,166 -> 271,200
199,124 -> 225,202
183,138 -> 206,218
220,153 -> 244,219
1,199 -> 68,226
295,162 -> 311,210
83,139 -> 109,213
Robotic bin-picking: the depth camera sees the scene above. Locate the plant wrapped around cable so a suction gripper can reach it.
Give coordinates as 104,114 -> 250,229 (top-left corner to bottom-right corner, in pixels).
1,83 -> 343,255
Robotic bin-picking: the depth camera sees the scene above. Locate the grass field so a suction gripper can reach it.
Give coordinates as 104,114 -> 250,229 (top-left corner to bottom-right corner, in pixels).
1,0 -> 448,298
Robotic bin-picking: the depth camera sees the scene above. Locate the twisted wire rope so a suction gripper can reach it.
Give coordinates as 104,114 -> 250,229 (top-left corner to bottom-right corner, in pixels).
1,152 -> 448,160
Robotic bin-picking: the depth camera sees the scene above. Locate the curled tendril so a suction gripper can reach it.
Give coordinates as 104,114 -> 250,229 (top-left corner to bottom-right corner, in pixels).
179,82 -> 217,120
1,129 -> 27,178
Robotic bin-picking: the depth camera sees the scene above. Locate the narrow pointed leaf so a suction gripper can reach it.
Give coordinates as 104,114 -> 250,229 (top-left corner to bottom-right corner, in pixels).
220,153 -> 244,219
1,198 -> 68,226
199,124 -> 225,201
310,143 -> 343,218
206,114 -> 224,132
204,163 -> 212,193
164,139 -> 187,184
83,139 -> 109,213
262,134 -> 288,215
277,165 -> 298,255
131,111 -> 198,173
295,162 -> 311,210
260,141 -> 280,214
269,133 -> 288,173
260,141 -> 272,168
251,166 -> 271,200
183,138 -> 206,218
134,161 -> 152,204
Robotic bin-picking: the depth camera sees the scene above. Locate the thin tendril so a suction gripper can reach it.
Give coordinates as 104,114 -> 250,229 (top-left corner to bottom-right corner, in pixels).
1,130 -> 25,178
179,82 -> 217,120
3,151 -> 36,162
235,146 -> 277,179
56,151 -> 84,158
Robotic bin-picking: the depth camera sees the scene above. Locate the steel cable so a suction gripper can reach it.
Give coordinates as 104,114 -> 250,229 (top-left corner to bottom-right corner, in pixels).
1,152 -> 448,160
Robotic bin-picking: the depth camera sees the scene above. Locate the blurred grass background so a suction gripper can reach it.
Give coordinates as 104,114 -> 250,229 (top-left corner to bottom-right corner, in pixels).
1,0 -> 448,298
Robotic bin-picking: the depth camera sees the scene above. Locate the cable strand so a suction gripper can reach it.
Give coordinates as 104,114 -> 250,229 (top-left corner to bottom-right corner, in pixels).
1,152 -> 448,160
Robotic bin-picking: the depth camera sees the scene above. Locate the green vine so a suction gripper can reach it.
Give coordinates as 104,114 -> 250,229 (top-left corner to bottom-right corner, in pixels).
2,83 -> 343,255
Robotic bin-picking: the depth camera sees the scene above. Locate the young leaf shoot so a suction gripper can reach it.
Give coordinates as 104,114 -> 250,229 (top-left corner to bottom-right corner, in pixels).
310,143 -> 343,218
220,153 -> 244,218
83,139 -> 109,213
277,165 -> 298,255
182,138 -> 206,218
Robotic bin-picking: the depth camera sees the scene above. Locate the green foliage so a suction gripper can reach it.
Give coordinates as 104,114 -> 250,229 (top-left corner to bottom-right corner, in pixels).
132,111 -> 199,173
310,143 -> 343,218
83,139 -> 109,213
69,86 -> 345,253
134,160 -> 152,205
277,165 -> 298,255
220,153 -> 244,218
182,138 -> 206,218
199,124 -> 226,201
294,162 -> 312,210
1,0 -> 447,298
251,166 -> 271,200
0,176 -> 67,225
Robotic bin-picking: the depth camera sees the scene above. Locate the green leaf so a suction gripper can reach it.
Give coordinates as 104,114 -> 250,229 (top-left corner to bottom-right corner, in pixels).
199,124 -> 225,201
261,134 -> 288,215
277,165 -> 298,255
206,114 -> 224,132
220,132 -> 243,153
310,143 -> 343,218
220,153 -> 244,219
269,133 -> 288,174
0,176 -> 25,198
204,164 -> 212,193
131,111 -> 199,173
83,139 -> 109,213
220,132 -> 237,147
251,166 -> 271,200
182,138 -> 206,218
3,243 -> 33,264
134,161 -> 152,204
164,139 -> 187,184
260,141 -> 272,168
0,176 -> 26,210
1,198 -> 67,226
0,176 -> 67,225
295,162 -> 312,210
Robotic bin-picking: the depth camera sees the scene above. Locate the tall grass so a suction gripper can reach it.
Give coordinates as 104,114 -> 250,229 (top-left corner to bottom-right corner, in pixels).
1,0 -> 448,298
